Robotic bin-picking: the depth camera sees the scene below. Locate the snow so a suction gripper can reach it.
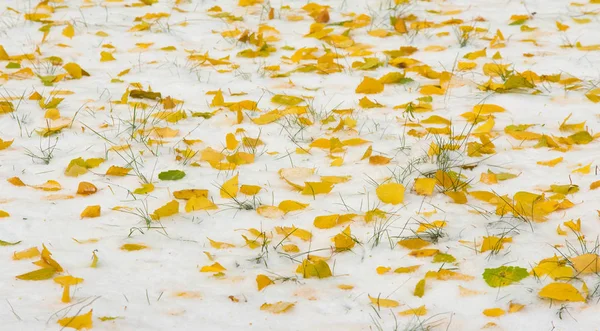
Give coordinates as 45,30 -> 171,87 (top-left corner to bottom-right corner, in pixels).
1,0 -> 600,330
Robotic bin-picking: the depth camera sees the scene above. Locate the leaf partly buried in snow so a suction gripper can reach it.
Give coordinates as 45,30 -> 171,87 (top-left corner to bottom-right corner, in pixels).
57,309 -> 93,330
260,301 -> 295,314
539,283 -> 585,302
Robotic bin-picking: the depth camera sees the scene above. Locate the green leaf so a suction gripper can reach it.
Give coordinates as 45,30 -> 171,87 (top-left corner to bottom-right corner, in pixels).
158,170 -> 186,181
0,240 -> 21,246
129,90 -> 161,100
327,20 -> 353,26
191,112 -> 214,119
482,266 -> 528,288
509,19 -> 527,25
38,75 -> 56,86
398,77 -> 414,84
271,94 -> 304,106
504,124 -> 534,132
432,253 -> 456,263
6,62 -> 20,69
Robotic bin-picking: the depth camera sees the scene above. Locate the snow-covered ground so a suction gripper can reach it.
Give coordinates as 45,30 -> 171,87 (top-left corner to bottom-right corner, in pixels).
2,0 -> 600,330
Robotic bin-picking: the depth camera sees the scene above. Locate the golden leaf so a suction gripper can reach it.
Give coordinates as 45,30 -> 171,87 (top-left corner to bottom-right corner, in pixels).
260,301 -> 295,314
376,183 -> 405,205
57,309 -> 93,330
80,205 -> 101,219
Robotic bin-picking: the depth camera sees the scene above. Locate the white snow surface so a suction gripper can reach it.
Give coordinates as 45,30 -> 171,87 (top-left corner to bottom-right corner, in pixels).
1,0 -> 600,330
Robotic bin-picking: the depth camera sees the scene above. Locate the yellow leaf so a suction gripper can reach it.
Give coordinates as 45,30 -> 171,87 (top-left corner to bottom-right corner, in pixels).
120,243 -> 148,251
482,308 -> 505,317
0,138 -> 13,151
459,285 -> 485,296
409,249 -> 439,257
394,265 -> 421,274
260,301 -> 295,314
314,214 -> 340,229
24,13 -> 51,21
474,117 -> 495,133
398,305 -> 427,316
44,108 -> 60,120
508,302 -> 524,313
240,184 -> 261,195
571,254 -> 600,274
80,205 -> 101,219
100,51 -> 115,62
105,166 -> 131,176
225,133 -> 238,150
301,181 -> 333,195
211,90 -> 225,107
63,62 -> 88,79
398,238 -> 430,249
446,191 -> 467,204
33,180 -> 62,191
256,205 -> 284,218
333,226 -> 355,251
359,96 -> 384,108
173,189 -> 208,200
480,236 -> 511,253
297,259 -> 332,278
556,21 -> 570,31
57,309 -> 93,330
186,196 -> 218,211
572,163 -> 591,174
40,244 -> 63,272
539,283 -> 585,302
531,257 -> 573,280
7,177 -> 26,186
90,251 -> 98,268
420,85 -> 444,95
473,104 -> 505,114
590,180 -> 600,190
414,278 -> 426,297
150,200 -> 179,220
16,268 -> 56,281
376,183 -> 405,205
537,157 -> 563,167
133,183 -> 154,194
13,247 -> 40,260
0,210 -> 9,218
376,266 -> 391,274
355,76 -> 384,94
457,61 -> 476,71
220,174 -> 239,199
415,221 -> 448,233
271,94 -> 303,106
256,274 -> 274,291
278,200 -> 308,213
208,238 -> 235,249
414,178 -> 436,196
464,48 -> 486,60
200,261 -> 227,273
368,295 -> 400,308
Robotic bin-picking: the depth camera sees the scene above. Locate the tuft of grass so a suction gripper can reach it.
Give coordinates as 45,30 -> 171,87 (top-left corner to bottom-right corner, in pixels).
24,136 -> 59,165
